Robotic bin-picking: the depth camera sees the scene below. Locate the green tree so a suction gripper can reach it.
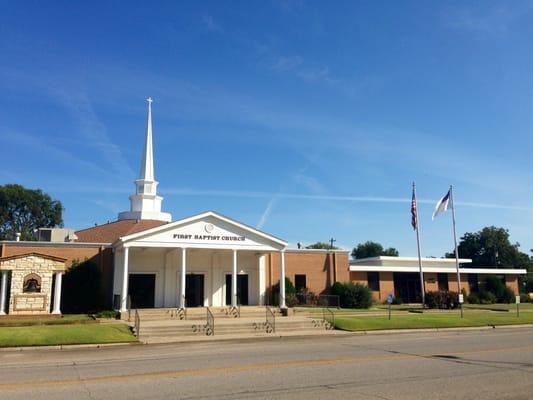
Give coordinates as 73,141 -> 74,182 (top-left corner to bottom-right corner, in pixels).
352,241 -> 399,259
0,184 -> 63,240
306,241 -> 339,250
62,259 -> 102,313
447,226 -> 533,270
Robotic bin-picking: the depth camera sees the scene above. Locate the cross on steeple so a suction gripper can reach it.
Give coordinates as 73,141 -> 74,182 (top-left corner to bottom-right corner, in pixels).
147,97 -> 153,104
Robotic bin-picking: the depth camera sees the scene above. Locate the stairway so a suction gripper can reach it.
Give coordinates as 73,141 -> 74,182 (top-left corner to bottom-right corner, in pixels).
130,307 -> 337,344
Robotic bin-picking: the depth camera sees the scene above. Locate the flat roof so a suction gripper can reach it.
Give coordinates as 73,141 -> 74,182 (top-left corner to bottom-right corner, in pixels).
351,256 -> 472,264
349,265 -> 527,275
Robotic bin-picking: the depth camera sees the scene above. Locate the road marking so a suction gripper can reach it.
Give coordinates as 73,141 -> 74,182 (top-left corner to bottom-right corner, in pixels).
1,344 -> 533,391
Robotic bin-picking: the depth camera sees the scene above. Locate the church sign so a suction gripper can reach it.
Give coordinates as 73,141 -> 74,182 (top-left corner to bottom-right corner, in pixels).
173,233 -> 246,242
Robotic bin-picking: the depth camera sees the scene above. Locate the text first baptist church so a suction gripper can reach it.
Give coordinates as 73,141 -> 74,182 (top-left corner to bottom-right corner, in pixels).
0,100 -> 524,315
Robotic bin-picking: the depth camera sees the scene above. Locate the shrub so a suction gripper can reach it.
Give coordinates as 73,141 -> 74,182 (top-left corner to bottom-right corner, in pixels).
330,282 -> 372,309
520,293 -> 531,303
478,290 -> 497,304
484,276 -> 506,301
271,277 -> 298,307
467,292 -> 480,304
296,288 -> 318,306
95,310 -> 119,319
425,291 -> 459,309
501,287 -> 515,304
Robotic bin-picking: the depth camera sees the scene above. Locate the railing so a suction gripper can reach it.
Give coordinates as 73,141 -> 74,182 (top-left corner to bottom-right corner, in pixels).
318,295 -> 340,309
177,295 -> 187,320
134,309 -> 140,337
265,306 -> 276,333
127,295 -> 132,321
322,307 -> 335,330
206,307 -> 214,336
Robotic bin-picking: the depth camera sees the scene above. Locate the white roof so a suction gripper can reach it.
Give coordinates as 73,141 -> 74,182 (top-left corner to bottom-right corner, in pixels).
349,265 -> 526,275
350,256 -> 472,264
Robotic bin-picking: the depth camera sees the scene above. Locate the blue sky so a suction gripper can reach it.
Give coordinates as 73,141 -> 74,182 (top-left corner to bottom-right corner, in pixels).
1,1 -> 533,256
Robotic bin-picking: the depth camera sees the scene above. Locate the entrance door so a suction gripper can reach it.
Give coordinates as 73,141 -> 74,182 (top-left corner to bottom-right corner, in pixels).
393,272 -> 422,303
185,274 -> 204,307
225,274 -> 249,305
128,274 -> 156,308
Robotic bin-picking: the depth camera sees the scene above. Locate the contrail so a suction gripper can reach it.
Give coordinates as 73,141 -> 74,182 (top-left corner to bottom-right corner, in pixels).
164,188 -> 533,212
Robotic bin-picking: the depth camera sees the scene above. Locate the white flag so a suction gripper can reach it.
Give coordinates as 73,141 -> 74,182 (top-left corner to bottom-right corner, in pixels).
432,189 -> 451,220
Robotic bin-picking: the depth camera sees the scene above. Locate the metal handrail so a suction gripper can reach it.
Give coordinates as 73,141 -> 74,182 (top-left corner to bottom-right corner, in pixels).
206,307 -> 215,336
318,294 -> 340,309
134,309 -> 140,337
323,307 -> 335,330
177,295 -> 187,320
266,306 -> 276,333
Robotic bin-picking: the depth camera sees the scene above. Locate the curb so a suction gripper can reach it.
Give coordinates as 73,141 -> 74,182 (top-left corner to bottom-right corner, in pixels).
0,341 -> 140,352
343,323 -> 533,336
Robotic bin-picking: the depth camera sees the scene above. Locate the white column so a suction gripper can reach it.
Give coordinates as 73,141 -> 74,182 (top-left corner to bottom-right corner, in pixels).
0,270 -> 8,315
120,247 -> 129,312
180,248 -> 186,308
280,250 -> 286,309
232,249 -> 238,307
258,255 -> 266,306
52,272 -> 63,314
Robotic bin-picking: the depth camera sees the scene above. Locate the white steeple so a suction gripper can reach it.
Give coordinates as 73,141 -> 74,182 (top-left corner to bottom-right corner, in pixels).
118,98 -> 172,222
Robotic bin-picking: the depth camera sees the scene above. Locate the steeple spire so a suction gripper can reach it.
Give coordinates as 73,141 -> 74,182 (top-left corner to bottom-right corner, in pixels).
139,97 -> 154,181
117,97 -> 172,222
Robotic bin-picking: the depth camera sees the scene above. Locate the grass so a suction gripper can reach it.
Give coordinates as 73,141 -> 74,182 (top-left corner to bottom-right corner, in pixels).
0,323 -> 136,347
334,312 -> 533,332
0,314 -> 93,327
463,303 -> 533,312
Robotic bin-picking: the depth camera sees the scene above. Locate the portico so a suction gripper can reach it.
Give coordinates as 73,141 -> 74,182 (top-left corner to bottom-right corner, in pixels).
113,211 -> 287,312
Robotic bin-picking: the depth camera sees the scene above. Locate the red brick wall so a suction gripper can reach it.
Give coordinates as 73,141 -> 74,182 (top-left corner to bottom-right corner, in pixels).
266,251 -> 350,299
1,243 -> 114,308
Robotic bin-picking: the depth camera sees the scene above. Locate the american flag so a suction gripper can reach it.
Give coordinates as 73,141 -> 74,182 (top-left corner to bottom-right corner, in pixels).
411,186 -> 418,230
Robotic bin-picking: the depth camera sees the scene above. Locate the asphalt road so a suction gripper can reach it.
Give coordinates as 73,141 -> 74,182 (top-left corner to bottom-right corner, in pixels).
0,327 -> 532,400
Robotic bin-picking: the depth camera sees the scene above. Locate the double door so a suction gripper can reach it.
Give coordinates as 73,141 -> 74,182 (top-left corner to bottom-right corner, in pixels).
225,274 -> 249,306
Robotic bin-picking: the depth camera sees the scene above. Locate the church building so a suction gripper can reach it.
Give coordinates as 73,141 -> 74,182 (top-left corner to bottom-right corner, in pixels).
0,99 -> 525,315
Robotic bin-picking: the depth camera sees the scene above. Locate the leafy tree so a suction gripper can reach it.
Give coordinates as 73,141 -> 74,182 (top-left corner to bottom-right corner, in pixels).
447,226 -> 533,270
306,241 -> 339,250
352,241 -> 399,259
0,184 -> 63,240
62,259 -> 102,313
447,227 -> 533,293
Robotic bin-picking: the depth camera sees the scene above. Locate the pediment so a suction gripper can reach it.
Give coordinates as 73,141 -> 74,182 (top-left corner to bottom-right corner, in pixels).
118,211 -> 286,251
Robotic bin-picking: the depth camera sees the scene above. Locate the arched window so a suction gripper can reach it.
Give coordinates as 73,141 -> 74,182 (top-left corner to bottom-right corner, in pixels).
23,273 -> 41,293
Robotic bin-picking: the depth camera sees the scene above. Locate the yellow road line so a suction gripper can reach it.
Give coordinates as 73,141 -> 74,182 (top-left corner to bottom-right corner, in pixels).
1,344 -> 533,391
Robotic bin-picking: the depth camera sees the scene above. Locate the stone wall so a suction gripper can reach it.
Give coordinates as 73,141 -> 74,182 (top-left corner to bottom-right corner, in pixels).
0,255 -> 65,315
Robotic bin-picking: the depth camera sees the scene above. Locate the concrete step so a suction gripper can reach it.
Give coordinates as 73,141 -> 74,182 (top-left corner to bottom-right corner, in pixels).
136,316 -> 333,341
133,307 -> 283,321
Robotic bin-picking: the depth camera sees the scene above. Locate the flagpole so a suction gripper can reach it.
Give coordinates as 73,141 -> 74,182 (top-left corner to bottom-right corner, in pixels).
450,185 -> 463,318
413,182 -> 425,306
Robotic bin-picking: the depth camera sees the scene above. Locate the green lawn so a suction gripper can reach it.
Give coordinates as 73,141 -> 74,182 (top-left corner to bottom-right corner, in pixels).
0,323 -> 136,347
334,312 -> 533,331
463,303 -> 533,312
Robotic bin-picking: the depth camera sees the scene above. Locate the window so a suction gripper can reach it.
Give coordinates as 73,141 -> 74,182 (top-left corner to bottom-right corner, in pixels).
295,274 -> 306,292
437,273 -> 449,291
367,272 -> 380,291
468,274 -> 479,293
